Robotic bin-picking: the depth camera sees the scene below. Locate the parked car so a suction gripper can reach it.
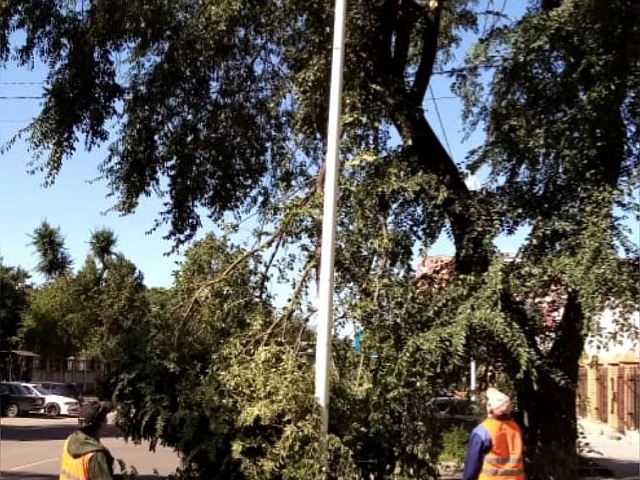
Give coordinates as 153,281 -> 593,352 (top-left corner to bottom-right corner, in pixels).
20,383 -> 81,417
0,382 -> 45,417
34,382 -> 84,403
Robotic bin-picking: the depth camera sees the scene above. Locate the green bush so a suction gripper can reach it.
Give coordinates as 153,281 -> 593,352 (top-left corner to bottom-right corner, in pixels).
439,425 -> 469,465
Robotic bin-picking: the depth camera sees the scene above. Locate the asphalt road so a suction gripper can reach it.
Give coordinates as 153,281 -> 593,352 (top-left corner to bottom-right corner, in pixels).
0,415 -> 180,480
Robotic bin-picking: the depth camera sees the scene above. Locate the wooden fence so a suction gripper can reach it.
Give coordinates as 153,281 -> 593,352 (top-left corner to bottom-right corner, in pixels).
578,363 -> 640,432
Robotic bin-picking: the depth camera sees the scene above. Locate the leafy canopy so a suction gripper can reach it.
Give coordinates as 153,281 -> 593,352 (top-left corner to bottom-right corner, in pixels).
3,1 -> 639,479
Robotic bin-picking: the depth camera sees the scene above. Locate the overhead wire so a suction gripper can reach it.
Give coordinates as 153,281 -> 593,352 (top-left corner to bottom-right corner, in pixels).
428,85 -> 453,161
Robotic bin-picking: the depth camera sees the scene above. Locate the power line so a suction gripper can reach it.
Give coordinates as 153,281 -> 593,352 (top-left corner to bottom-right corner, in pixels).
0,94 -> 462,102
481,0 -> 494,37
0,95 -> 43,99
0,81 -> 45,85
429,84 -> 453,160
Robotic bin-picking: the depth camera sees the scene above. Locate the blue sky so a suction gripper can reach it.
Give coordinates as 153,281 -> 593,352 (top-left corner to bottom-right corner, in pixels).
3,2 -> 629,293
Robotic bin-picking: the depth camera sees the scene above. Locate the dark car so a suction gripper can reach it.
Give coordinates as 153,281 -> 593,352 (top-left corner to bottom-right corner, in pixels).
35,382 -> 84,403
0,382 -> 45,417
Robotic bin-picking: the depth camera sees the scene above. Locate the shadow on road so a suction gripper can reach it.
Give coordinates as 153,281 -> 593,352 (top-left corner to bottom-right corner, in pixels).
0,472 -> 58,480
0,424 -> 122,441
0,473 -> 167,480
593,456 -> 640,479
582,456 -> 640,479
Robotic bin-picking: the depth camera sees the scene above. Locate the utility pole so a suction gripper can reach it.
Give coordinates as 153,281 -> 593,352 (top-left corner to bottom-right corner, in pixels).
470,359 -> 477,400
314,0 -> 348,439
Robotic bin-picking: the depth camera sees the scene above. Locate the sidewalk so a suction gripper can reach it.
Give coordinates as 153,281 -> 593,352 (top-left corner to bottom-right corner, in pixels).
583,434 -> 640,479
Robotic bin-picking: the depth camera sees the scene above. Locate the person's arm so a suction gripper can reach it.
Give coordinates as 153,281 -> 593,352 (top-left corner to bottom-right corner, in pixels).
462,426 -> 491,480
88,450 -> 115,480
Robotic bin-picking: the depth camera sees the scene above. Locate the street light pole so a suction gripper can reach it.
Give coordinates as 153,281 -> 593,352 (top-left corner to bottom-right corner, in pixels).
314,0 -> 348,437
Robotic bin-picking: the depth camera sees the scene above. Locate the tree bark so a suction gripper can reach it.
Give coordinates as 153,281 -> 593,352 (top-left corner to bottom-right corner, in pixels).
394,110 -> 492,274
516,291 -> 584,480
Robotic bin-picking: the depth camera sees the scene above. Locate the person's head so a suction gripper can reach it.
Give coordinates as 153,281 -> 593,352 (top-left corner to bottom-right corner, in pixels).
485,387 -> 512,419
78,401 -> 112,438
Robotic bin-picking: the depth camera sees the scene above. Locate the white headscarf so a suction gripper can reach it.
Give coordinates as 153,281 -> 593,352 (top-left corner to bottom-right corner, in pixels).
486,387 -> 512,416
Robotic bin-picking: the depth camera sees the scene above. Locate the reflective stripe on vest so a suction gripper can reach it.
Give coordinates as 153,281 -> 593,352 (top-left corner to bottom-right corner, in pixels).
478,419 -> 525,480
60,438 -> 94,480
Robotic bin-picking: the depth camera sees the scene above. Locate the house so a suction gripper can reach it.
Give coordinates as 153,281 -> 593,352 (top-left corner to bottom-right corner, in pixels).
579,309 -> 639,437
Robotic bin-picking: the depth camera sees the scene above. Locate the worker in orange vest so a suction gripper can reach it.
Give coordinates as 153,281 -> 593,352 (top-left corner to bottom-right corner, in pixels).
60,401 -> 118,480
462,388 -> 525,480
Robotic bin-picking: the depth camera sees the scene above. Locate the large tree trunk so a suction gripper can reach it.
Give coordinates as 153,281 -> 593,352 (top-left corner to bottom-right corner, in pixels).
516,291 -> 585,480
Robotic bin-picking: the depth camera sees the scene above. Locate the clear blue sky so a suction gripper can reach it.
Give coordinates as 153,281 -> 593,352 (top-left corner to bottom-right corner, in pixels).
3,2 -> 629,292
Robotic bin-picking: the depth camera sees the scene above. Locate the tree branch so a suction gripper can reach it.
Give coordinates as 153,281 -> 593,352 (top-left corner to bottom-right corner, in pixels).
410,1 -> 441,103
179,217 -> 294,319
393,110 -> 491,274
547,290 -> 584,377
393,0 -> 415,79
258,258 -> 316,347
374,0 -> 398,79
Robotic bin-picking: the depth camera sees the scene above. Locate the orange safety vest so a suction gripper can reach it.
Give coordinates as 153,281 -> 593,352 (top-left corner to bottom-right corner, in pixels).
478,418 -> 525,480
60,438 -> 94,480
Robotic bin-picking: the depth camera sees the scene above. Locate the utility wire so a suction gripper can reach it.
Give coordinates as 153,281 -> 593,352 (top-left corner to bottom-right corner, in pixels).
481,0 -> 494,37
429,85 -> 453,160
0,94 -> 462,102
0,95 -> 43,99
0,81 -> 45,85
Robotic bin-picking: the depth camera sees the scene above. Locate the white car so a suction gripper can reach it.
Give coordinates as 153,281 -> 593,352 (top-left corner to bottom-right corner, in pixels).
20,383 -> 81,417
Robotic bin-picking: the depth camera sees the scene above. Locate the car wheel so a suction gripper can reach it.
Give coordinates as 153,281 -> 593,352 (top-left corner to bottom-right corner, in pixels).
4,404 -> 18,417
45,403 -> 61,417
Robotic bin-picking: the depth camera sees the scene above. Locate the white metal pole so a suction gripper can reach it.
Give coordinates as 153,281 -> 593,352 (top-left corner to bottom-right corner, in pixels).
314,0 -> 348,436
470,359 -> 477,400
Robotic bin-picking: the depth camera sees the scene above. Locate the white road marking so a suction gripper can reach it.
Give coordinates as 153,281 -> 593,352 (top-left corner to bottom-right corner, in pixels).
8,457 -> 58,471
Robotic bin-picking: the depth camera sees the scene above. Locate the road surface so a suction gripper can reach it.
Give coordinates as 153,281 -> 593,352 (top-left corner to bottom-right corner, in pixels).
0,415 -> 180,480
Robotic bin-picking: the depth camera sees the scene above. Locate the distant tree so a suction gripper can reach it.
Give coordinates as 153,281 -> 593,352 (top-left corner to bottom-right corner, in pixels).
19,229 -> 148,363
95,253 -> 147,346
19,277 -> 86,362
30,221 -> 72,280
0,262 -> 31,350
89,228 -> 118,272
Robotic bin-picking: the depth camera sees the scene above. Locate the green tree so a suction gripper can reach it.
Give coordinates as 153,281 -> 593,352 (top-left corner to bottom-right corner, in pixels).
19,277 -> 88,362
89,228 -> 118,272
0,262 -> 31,350
3,1 -> 639,479
30,221 -> 73,280
19,228 -> 148,364
452,1 -> 640,476
101,235 -> 342,480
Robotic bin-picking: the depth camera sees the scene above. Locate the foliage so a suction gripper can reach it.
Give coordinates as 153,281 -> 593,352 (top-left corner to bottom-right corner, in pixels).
89,228 -> 118,271
101,235 -> 361,479
438,425 -> 468,465
451,1 -> 640,477
0,262 -> 31,350
19,275 -> 94,361
3,1 -> 640,479
18,227 -> 148,363
29,220 -> 73,280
